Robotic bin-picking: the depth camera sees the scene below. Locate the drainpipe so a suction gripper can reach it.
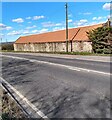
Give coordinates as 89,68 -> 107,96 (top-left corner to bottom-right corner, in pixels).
70,40 -> 73,52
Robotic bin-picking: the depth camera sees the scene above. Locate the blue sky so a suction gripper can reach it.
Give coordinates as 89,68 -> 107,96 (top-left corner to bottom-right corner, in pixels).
1,2 -> 111,42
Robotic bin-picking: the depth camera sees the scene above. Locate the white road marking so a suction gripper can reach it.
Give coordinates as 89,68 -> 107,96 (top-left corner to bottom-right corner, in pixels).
0,77 -> 49,119
68,67 -> 81,71
1,54 -> 111,76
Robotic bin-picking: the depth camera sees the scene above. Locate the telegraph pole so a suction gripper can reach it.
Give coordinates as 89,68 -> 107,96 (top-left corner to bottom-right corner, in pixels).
107,18 -> 110,27
65,3 -> 68,52
0,38 -> 2,51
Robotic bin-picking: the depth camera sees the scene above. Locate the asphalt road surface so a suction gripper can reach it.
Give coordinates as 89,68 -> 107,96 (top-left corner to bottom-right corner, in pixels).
1,53 -> 111,118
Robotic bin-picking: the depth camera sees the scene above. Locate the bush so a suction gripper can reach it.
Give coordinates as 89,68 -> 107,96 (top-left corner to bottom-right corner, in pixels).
1,43 -> 14,50
103,48 -> 112,54
95,49 -> 104,54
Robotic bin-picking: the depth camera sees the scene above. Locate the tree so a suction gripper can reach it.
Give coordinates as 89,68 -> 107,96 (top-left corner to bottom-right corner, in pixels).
1,43 -> 14,50
87,24 -> 112,54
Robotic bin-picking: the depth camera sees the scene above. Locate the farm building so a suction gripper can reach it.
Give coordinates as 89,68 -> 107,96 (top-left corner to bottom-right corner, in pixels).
14,23 -> 102,52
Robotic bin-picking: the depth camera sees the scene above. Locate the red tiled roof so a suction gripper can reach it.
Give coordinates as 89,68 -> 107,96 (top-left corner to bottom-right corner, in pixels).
15,24 -> 103,44
73,24 -> 103,41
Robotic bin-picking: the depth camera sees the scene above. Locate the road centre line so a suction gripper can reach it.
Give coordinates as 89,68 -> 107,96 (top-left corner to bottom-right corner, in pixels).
1,55 -> 111,76
0,77 -> 49,119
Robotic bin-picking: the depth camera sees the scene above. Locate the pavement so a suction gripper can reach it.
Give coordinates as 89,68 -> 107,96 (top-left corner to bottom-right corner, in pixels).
2,52 -> 111,62
1,52 -> 111,118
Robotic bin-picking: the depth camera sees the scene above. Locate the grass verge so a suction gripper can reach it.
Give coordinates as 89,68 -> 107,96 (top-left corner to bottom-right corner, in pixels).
1,89 -> 28,119
0,50 -> 112,56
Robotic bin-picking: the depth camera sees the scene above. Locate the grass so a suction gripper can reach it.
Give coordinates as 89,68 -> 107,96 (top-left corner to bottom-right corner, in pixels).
2,90 -> 27,119
1,50 -> 111,56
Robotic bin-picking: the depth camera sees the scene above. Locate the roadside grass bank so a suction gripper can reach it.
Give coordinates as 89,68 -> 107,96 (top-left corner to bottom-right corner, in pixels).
1,89 -> 28,119
1,50 -> 112,56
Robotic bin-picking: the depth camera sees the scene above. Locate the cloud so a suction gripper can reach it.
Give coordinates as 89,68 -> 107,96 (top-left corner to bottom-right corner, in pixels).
7,31 -> 21,36
79,12 -> 92,15
12,18 -> 24,23
26,25 -> 37,29
79,19 -> 88,23
83,12 -> 92,15
93,17 -> 97,20
0,23 -> 6,27
55,23 -> 62,26
74,19 -> 88,27
68,19 -> 73,23
97,17 -> 103,20
92,16 -> 107,21
39,28 -> 48,33
26,16 -> 45,20
26,17 -> 31,19
33,15 -> 45,20
53,27 -> 65,31
32,28 -> 48,34
107,14 -> 112,19
88,20 -> 107,26
103,3 -> 112,10
23,30 -> 30,35
32,30 -> 39,34
5,26 -> 12,30
0,33 -> 4,38
42,21 -> 62,27
0,23 -> 12,30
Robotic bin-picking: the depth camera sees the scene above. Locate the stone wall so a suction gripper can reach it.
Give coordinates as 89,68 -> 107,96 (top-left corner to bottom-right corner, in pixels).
72,41 -> 92,52
14,41 -> 92,53
14,42 -> 67,52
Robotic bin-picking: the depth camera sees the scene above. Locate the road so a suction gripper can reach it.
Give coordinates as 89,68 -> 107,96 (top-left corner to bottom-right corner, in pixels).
1,52 -> 111,118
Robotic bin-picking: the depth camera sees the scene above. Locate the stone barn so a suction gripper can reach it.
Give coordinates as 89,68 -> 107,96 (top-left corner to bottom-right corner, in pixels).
14,24 -> 102,52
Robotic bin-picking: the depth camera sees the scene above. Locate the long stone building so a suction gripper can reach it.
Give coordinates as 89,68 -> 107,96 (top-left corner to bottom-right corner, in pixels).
14,24 -> 102,52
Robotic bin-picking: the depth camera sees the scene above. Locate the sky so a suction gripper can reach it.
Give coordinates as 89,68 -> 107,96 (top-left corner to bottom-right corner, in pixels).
0,2 -> 111,43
